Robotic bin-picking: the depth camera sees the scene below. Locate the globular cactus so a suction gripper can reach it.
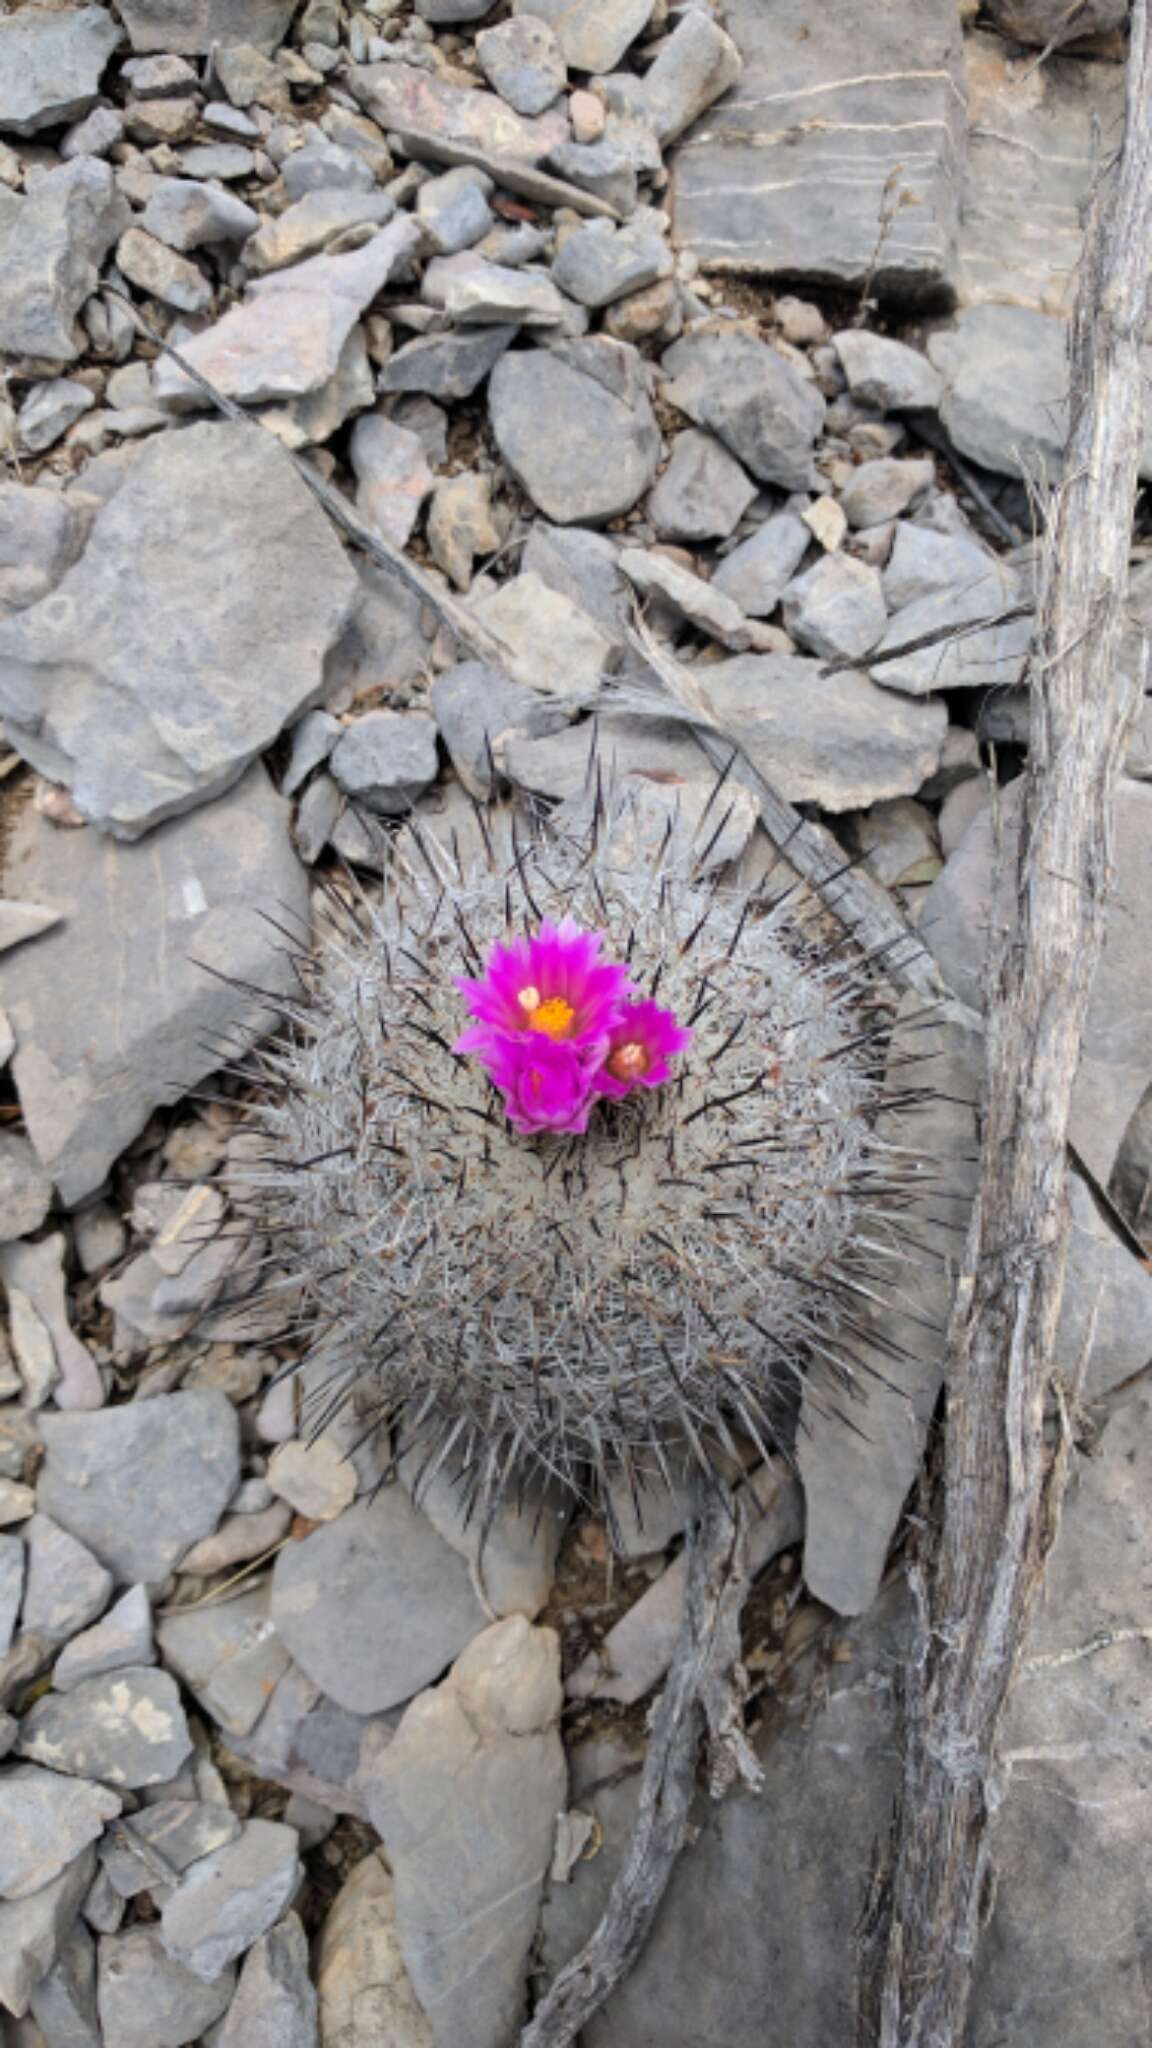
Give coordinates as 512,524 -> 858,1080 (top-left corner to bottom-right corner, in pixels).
234,780 -> 928,1541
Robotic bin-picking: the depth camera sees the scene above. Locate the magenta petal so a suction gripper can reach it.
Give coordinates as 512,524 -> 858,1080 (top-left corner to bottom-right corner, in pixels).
591,998 -> 693,1099
484,1033 -> 595,1135
456,919 -> 634,1048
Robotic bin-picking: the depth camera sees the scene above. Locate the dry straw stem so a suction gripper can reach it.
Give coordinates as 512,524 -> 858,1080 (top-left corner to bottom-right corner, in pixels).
860,7 -> 1152,2043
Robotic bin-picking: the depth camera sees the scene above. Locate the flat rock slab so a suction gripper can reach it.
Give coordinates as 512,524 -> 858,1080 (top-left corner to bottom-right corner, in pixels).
20,1511 -> 113,1644
160,1817 -> 301,1982
0,1845 -> 97,2020
39,1390 -> 240,1585
118,0 -> 296,53
362,1616 -> 566,2048
0,1764 -> 120,1901
0,422 -> 358,837
488,337 -> 660,524
1,762 -> 308,1206
97,1926 -> 236,2048
316,1849 -> 433,2048
0,6 -> 122,137
18,1667 -> 192,1790
0,158 -> 127,363
271,1487 -> 487,1714
350,61 -> 567,169
217,1911 -> 318,2048
53,1581 -> 153,1693
671,0 -> 966,299
157,1582 -> 292,1738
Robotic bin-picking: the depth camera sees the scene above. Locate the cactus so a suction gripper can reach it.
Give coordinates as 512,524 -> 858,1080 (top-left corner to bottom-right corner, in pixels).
233,781 -> 929,1541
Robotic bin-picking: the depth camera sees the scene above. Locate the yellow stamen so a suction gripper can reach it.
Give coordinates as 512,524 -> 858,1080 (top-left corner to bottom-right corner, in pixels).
607,1041 -> 648,1082
527,997 -> 575,1040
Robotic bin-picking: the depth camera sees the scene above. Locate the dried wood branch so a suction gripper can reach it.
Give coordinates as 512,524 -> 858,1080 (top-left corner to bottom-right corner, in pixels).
520,1478 -> 762,2048
859,8 -> 1152,2043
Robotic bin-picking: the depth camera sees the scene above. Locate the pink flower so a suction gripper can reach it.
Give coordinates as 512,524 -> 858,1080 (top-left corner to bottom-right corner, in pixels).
455,917 -> 633,1062
483,1033 -> 598,1136
591,999 -> 693,1100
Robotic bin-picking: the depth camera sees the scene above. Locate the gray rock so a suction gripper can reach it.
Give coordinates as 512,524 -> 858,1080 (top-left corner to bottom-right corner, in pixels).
0,1133 -> 53,1244
920,778 -> 1152,1186
53,1584 -> 154,1694
380,324 -> 517,400
475,17 -> 565,118
983,0 -> 1125,45
0,1532 -> 22,1660
294,773 -> 341,863
282,142 -> 376,201
647,427 -> 757,543
102,1802 -> 240,1901
781,553 -> 887,661
19,1668 -> 191,1791
0,7 -> 121,138
246,187 -> 395,273
520,521 -> 629,639
0,482 -> 89,614
505,718 -> 758,868
271,1488 -> 487,1715
315,1850 -> 432,2048
116,226 -> 213,314
854,794 -> 940,888
930,304 -> 1152,485
869,561 -> 1029,697
226,1660 -> 382,1816
257,323 -> 375,454
362,1617 -> 565,2048
0,158 -> 127,363
216,1911 -> 317,2048
325,556 -> 434,710
711,509 -> 811,615
628,10 -> 742,145
122,52 -> 199,95
513,0 -> 654,72
96,1926 -> 236,2048
661,331 -> 825,491
329,711 -> 439,816
39,1392 -> 239,1586
16,380 -> 96,457
29,1918 -> 100,2048
416,0 -> 500,20
349,414 -> 434,550
838,456 -> 934,529
20,1515 -> 112,1647
283,709 -> 340,796
118,0 -> 296,54
473,569 -> 615,700
416,167 -> 494,255
1058,1171 -> 1152,1400
0,1769 -> 119,1903
160,1818 -> 301,1982
689,649 -> 947,809
0,1236 -> 100,1411
153,219 -> 422,406
81,1861 -> 124,1937
177,142 -> 255,179
349,60 -> 567,169
157,1582 -> 292,1738
620,546 -> 752,650
426,469 -> 502,588
489,337 -> 660,523
673,0 -> 964,297
0,422 -> 357,838
431,661 -> 570,799
547,133 -> 643,215
0,1846 -> 98,2020
552,217 -> 671,309
881,518 -> 999,611
831,329 -> 943,412
398,1441 -> 562,1618
2,765 -> 307,1206
141,177 -> 259,252
424,252 -> 570,328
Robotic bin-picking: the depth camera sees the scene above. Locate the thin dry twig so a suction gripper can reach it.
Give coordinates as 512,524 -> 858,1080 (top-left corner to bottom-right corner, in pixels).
520,1476 -> 762,2048
859,7 -> 1152,2042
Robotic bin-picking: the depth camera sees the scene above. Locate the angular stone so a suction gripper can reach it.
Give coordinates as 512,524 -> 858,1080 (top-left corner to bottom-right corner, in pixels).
985,0 -> 1125,39
620,546 -> 752,650
489,338 -> 660,524
380,324 -> 517,401
153,219 -> 422,407
881,518 -> 1000,611
661,330 -> 825,491
349,62 -> 567,170
831,328 -> 943,412
282,141 -> 377,201
870,563 -> 1029,697
0,1769 -> 119,1903
18,1668 -> 192,1791
54,1584 -> 155,1694
29,1918 -> 100,2047
473,571 -> 615,699
0,159 -> 127,364
271,1488 -> 487,1715
854,794 -> 940,888
399,1444 -> 561,1619
552,217 -> 672,309
178,142 -> 255,179
0,482 -> 89,615
325,557 -> 434,710
0,7 -> 122,138
118,0 -> 296,54
647,427 -> 756,543
361,1617 -> 565,2048
673,0 -> 965,298
426,470 -> 502,590
0,1846 -> 98,2020
96,1927 -> 235,2048
329,710 -> 439,816
475,17 -> 566,118
431,661 -> 569,798
0,1533 -> 22,1660
226,1660 -> 380,1816
246,187 -> 394,273
316,1850 -> 433,2048
0,423 -> 357,838
267,1436 -> 356,1523
142,176 -> 260,252
712,510 -> 811,615
101,1802 -> 239,1901
116,225 -> 213,314
217,1911 -> 317,2048
424,251 -> 570,328
16,378 -> 95,457
627,10 -> 742,145
39,1392 -> 240,1586
159,1818 -> 300,1982
20,1515 -> 112,1647
0,1234 -> 100,1410
782,553 -> 887,661
257,323 -> 375,453
157,1582 -> 291,1738
520,521 -> 629,639
0,1133 -> 53,1244
415,167 -> 494,255
838,456 -> 934,529
349,414 -> 434,550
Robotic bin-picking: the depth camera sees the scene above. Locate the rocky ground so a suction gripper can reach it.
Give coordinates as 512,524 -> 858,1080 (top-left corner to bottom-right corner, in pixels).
1,0 -> 1151,2043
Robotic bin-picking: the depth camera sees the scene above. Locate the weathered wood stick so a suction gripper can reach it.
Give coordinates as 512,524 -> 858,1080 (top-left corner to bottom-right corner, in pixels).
859,7 -> 1152,2043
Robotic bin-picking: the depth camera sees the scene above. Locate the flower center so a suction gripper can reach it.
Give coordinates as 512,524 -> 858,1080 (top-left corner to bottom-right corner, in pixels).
607,1041 -> 649,1082
518,986 -> 575,1040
